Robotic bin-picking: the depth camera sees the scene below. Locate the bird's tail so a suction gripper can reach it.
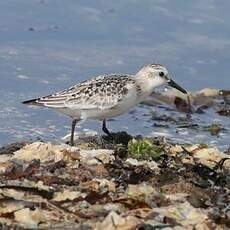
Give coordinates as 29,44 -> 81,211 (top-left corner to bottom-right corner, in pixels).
22,98 -> 41,106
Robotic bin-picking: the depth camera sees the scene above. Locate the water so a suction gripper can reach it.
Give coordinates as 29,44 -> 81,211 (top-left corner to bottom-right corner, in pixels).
0,0 -> 229,149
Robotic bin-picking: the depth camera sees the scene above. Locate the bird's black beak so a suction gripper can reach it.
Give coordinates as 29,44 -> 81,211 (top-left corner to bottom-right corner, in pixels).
167,79 -> 187,94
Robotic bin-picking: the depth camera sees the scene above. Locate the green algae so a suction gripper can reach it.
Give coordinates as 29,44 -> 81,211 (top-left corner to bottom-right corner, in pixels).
128,139 -> 163,161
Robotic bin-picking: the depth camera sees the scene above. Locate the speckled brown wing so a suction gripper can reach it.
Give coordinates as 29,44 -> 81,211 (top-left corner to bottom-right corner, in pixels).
26,74 -> 136,110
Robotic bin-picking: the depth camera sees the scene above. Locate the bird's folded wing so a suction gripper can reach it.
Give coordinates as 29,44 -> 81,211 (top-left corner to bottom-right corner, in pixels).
36,86 -> 135,110
35,91 -> 127,110
65,94 -> 121,110
33,74 -> 136,110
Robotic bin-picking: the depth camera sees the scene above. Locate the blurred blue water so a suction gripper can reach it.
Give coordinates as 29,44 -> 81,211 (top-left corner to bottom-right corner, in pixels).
0,0 -> 229,148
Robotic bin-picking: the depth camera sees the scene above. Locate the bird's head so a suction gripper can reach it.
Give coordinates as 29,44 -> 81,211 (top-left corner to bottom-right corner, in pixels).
136,64 -> 187,94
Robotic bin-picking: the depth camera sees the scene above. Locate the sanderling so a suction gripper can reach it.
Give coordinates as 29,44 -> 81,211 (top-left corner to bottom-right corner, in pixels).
23,64 -> 187,146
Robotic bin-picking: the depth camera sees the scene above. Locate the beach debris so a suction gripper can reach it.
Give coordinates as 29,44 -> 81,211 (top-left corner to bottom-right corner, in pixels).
0,136 -> 229,229
94,211 -> 141,230
12,142 -> 65,162
128,139 -> 164,161
144,88 -> 230,115
80,149 -> 115,165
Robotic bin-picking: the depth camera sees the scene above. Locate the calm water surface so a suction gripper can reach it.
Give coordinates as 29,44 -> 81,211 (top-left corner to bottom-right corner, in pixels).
0,0 -> 229,149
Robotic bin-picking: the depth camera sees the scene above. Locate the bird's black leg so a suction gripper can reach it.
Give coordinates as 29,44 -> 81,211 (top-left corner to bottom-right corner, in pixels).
70,119 -> 78,146
102,119 -> 113,139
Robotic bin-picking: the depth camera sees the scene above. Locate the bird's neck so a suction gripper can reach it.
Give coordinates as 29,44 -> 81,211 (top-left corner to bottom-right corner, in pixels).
135,74 -> 164,99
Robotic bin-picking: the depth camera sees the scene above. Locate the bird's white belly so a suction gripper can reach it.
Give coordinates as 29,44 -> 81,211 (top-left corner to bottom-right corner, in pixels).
55,90 -> 138,120
55,104 -> 135,120
86,101 -> 136,120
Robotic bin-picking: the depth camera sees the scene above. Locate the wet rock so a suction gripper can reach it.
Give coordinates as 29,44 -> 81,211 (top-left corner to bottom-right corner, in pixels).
102,131 -> 133,146
217,108 -> 230,116
187,187 -> 211,208
0,142 -> 28,155
205,123 -> 223,136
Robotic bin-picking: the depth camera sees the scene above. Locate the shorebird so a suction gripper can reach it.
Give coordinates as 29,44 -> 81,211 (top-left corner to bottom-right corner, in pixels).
23,64 -> 187,146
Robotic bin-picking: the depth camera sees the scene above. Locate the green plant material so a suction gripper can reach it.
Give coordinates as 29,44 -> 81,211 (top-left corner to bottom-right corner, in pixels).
182,143 -> 193,148
128,139 -> 163,161
207,123 -> 222,136
198,143 -> 209,149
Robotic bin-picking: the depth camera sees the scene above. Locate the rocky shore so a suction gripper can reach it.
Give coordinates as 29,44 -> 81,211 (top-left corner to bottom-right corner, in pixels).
0,133 -> 229,229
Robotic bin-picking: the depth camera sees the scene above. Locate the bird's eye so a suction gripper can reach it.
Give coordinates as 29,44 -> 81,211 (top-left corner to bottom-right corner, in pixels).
159,71 -> 164,77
